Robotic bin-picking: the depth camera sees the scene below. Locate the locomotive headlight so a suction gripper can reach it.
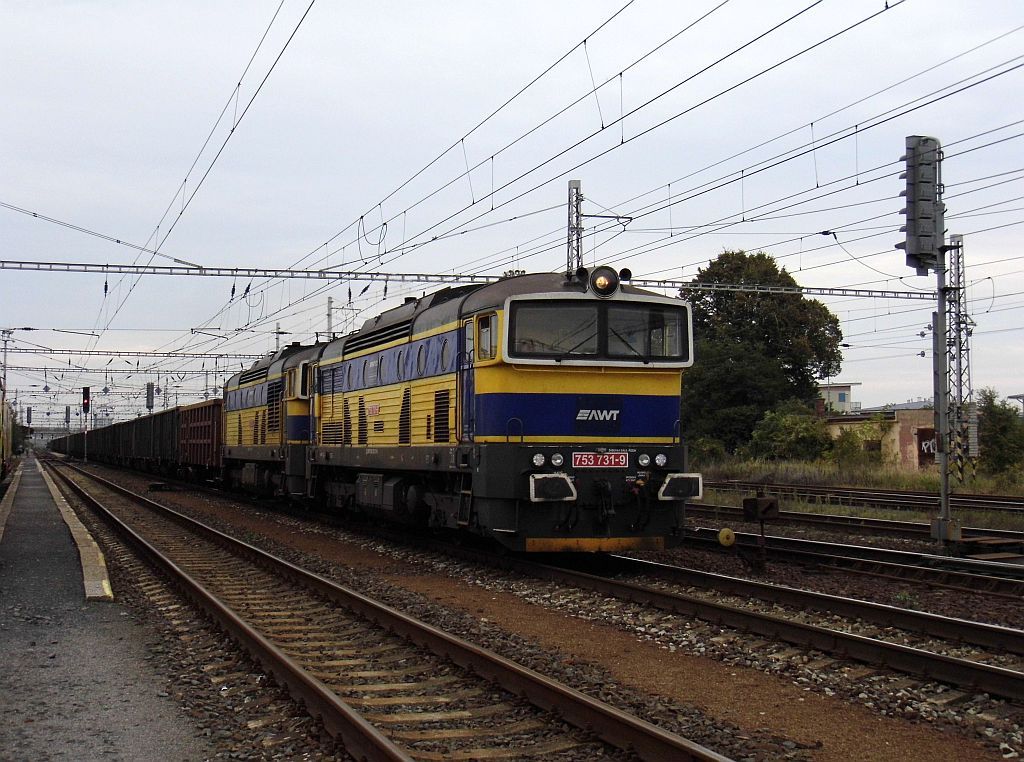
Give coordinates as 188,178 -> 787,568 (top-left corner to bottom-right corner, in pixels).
550,453 -> 564,467
589,265 -> 620,297
654,453 -> 668,467
637,453 -> 651,467
531,453 -> 546,467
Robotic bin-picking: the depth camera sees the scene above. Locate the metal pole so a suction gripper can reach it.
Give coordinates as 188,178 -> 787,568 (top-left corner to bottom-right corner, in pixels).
931,249 -> 959,544
1,330 -> 10,430
567,180 -> 583,276
1009,394 -> 1024,418
327,296 -> 333,337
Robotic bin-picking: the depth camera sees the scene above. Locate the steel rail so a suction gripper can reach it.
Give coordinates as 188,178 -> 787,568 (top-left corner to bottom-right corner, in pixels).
48,465 -> 410,762
687,503 -> 1024,541
684,529 -> 1024,596
706,481 -> 1024,513
51,462 -> 728,762
494,556 -> 1024,699
601,555 -> 1024,655
398,541 -> 1024,700
536,561 -> 1024,700
686,527 -> 1024,580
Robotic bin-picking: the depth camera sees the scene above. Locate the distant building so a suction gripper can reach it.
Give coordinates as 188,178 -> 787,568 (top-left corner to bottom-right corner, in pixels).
824,409 -> 936,470
817,382 -> 862,414
814,385 -> 939,469
859,397 -> 933,413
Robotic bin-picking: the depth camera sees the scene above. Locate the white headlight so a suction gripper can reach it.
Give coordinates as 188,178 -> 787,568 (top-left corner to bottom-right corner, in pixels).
654,453 -> 668,467
550,453 -> 564,467
532,453 -> 546,467
637,453 -> 651,467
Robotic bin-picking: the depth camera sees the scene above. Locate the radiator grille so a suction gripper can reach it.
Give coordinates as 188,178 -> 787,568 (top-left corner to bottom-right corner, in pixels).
433,390 -> 450,443
399,388 -> 412,445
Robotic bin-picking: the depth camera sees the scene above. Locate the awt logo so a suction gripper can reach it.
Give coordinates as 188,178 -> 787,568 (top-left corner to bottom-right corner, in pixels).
576,409 -> 620,422
574,395 -> 623,434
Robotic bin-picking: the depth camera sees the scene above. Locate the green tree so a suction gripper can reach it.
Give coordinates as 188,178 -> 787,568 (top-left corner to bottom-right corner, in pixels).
681,250 -> 843,452
976,387 -> 1024,474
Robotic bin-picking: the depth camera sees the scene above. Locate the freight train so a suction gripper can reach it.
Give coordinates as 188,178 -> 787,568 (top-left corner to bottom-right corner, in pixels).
50,266 -> 702,551
0,390 -> 13,481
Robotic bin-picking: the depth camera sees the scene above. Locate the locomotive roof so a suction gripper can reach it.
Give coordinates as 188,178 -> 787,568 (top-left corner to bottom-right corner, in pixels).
461,272 -> 582,312
319,283 -> 481,362
461,271 -> 666,311
239,269 -> 673,370
279,342 -> 326,372
227,341 -> 311,386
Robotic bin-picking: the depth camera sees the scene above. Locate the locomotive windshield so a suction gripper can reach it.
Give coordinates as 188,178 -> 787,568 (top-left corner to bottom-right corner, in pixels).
508,299 -> 690,363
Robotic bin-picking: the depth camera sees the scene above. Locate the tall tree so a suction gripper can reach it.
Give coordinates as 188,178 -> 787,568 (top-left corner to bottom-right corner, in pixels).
681,250 -> 843,453
976,387 -> 1024,474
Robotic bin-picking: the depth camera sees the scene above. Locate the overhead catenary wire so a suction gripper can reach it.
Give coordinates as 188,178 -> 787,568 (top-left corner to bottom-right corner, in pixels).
401,33 -> 1022,288
93,0 -> 318,336
15,2 -> 1022,402
9,2 -> 315,407
136,1 -> 744,362
14,2 -> 983,362
28,107 -> 1011,372
165,0 -> 737,361
439,62 -> 1024,280
244,0 -> 912,323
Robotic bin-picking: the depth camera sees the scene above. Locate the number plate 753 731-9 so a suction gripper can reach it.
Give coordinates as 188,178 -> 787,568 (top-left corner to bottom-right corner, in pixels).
572,452 -> 627,468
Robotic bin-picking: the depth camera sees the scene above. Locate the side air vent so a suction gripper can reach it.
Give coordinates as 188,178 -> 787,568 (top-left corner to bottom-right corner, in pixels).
239,367 -> 269,385
433,390 -> 450,443
266,380 -> 283,432
399,387 -> 412,444
322,422 -> 343,446
345,319 -> 413,354
358,397 -> 368,445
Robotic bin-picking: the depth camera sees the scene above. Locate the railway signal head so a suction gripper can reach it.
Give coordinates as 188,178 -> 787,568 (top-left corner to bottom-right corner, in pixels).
896,135 -> 945,275
82,386 -> 91,414
742,495 -> 780,521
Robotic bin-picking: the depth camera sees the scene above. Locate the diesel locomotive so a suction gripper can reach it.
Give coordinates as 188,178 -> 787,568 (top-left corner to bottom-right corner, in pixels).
54,266 -> 703,552
223,266 -> 701,551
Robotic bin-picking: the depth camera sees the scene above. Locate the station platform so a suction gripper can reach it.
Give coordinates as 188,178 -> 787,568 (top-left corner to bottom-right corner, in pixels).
0,452 -> 213,759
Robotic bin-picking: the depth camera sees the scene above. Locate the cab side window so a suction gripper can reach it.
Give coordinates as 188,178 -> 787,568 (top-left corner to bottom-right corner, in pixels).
477,313 -> 497,360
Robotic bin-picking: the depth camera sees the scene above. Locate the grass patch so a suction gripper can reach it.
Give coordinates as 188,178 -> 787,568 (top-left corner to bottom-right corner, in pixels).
700,458 -> 1024,496
695,488 -> 1024,531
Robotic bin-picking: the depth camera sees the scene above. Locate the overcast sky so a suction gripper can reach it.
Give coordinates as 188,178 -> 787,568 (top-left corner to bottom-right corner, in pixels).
3,0 -> 1023,422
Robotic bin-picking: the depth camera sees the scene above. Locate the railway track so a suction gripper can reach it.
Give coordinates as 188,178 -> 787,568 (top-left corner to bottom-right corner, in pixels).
687,502 -> 1024,543
706,480 -> 1024,514
682,527 -> 1024,597
398,540 -> 1024,701
47,461 -> 726,762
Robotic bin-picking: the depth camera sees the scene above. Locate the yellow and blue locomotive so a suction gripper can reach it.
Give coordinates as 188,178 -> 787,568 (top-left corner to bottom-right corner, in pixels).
222,341 -> 318,495
297,265 -> 701,552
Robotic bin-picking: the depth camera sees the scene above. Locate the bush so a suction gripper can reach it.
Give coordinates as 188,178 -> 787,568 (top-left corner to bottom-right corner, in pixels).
689,437 -> 728,467
825,413 -> 893,468
746,405 -> 832,461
